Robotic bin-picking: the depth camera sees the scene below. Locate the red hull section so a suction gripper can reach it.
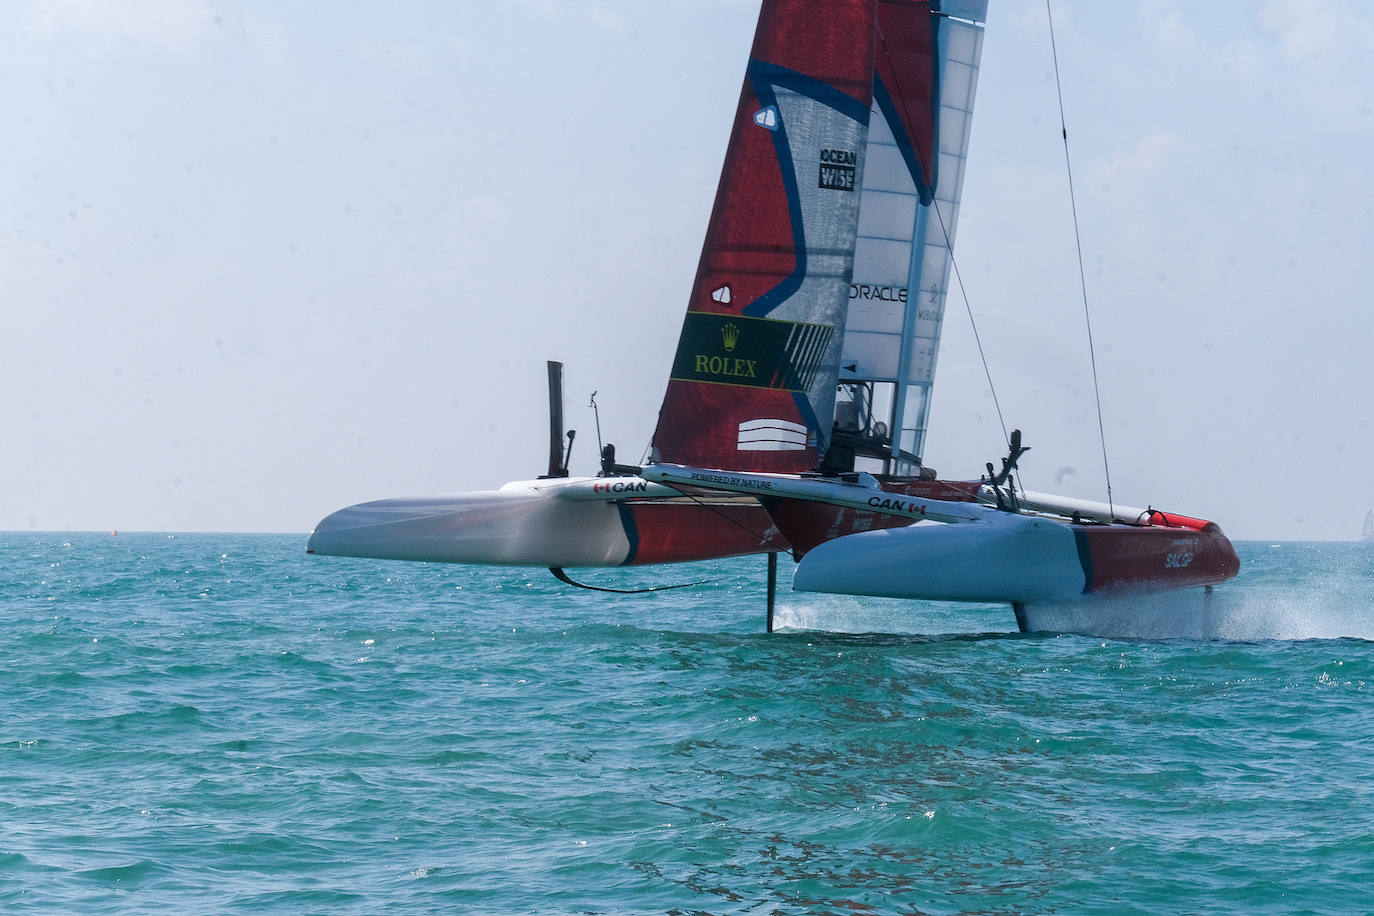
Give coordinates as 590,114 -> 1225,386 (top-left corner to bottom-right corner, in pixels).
622,500 -> 787,566
874,0 -> 940,199
1076,522 -> 1239,595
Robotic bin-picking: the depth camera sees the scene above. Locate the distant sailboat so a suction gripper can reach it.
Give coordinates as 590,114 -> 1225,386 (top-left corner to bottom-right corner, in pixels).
1363,510 -> 1373,541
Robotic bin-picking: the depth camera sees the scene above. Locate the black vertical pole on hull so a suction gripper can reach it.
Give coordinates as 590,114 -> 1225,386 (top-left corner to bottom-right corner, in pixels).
766,551 -> 777,633
545,360 -> 567,478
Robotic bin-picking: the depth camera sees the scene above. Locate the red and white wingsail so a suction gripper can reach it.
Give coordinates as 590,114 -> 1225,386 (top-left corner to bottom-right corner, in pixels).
651,0 -> 879,474
653,0 -> 988,476
845,1 -> 985,472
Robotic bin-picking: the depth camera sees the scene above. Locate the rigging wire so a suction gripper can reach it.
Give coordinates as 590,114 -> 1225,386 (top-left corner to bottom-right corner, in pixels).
929,198 -> 1010,450
676,491 -> 791,554
877,7 -> 1009,458
1045,0 -> 1115,517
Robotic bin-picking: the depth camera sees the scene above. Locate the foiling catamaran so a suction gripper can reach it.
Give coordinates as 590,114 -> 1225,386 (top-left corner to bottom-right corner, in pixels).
308,0 -> 1239,636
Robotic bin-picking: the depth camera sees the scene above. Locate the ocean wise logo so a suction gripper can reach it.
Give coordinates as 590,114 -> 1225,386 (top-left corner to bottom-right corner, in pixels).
819,148 -> 857,191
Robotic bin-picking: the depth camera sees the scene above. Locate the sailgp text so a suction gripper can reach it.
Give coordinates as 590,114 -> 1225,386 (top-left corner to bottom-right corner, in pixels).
1165,537 -> 1198,569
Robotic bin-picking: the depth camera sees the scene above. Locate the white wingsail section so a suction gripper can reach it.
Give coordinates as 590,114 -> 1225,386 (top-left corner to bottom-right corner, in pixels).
842,4 -> 985,473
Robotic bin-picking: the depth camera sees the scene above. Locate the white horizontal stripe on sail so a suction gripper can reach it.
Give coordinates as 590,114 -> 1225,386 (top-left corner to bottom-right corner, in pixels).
737,419 -> 809,451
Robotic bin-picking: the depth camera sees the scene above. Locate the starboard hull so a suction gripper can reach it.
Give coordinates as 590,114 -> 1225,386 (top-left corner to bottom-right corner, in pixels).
792,509 -> 1240,630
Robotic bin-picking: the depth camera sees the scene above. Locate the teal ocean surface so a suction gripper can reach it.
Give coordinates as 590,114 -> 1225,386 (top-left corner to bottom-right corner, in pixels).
3,533 -> 1372,913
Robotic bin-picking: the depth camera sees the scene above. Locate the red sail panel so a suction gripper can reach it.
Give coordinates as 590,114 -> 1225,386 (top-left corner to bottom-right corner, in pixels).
652,0 -> 878,473
873,0 -> 939,201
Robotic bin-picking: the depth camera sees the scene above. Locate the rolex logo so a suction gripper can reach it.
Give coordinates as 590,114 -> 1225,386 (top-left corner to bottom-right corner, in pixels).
721,322 -> 739,353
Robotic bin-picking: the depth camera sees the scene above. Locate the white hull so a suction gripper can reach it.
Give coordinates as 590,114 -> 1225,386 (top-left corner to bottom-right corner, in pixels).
307,485 -> 634,567
793,512 -> 1086,603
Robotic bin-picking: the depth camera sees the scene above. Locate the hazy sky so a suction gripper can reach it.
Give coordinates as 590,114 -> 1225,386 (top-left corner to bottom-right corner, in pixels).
3,0 -> 1372,538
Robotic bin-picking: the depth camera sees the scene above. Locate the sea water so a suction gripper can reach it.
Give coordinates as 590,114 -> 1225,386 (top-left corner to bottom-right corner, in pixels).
2,533 -> 1372,914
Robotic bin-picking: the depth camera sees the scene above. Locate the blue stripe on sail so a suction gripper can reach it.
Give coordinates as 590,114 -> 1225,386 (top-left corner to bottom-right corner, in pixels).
792,391 -> 827,457
736,59 -> 868,456
741,71 -> 805,320
743,60 -> 870,319
873,74 -> 937,206
748,60 -> 872,124
933,0 -> 988,23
